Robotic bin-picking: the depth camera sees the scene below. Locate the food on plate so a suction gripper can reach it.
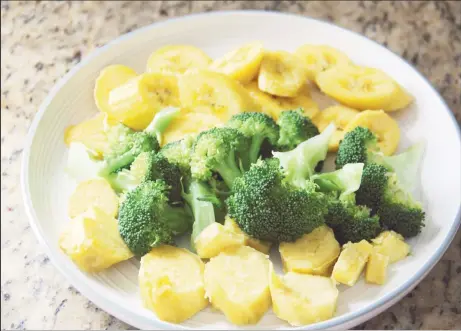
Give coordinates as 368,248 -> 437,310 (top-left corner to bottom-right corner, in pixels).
60,41 -> 423,326
245,81 -> 319,119
94,64 -> 137,114
68,178 -> 119,218
316,65 -> 411,111
223,217 -> 272,254
365,249 -> 389,285
194,222 -> 245,259
270,268 -> 339,326
343,110 -> 400,156
59,207 -> 133,272
295,44 -> 351,81
64,113 -> 117,158
118,180 -> 191,257
276,108 -> 319,151
313,105 -> 360,152
178,70 -> 256,121
209,41 -> 264,83
146,44 -> 212,75
331,240 -> 373,286
103,73 -> 181,130
372,231 -> 410,263
258,50 -> 308,97
204,246 -> 271,325
279,225 -> 340,275
139,245 -> 208,323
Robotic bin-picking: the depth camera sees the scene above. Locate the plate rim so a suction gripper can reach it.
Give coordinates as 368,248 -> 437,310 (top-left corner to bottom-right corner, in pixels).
20,10 -> 461,330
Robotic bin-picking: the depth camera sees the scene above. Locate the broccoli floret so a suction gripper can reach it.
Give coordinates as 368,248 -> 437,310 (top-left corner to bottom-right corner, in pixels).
118,180 -> 192,256
226,112 -> 279,169
276,109 -> 319,151
190,127 -> 249,188
159,135 -> 195,175
357,164 -> 425,237
335,126 -> 380,169
101,124 -> 159,175
273,123 -> 336,188
226,159 -> 327,243
378,173 -> 425,237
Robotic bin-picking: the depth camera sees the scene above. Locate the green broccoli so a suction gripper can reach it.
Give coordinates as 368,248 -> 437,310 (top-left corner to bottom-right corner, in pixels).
226,112 -> 279,169
118,180 -> 192,256
190,127 -> 249,188
273,123 -> 336,188
100,107 -> 180,175
159,135 -> 195,175
335,126 -> 380,169
357,163 -> 425,237
226,159 -> 328,243
276,109 -> 319,151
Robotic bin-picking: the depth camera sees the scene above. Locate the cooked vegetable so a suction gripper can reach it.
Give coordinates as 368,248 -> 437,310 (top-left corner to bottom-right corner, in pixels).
331,240 -> 373,286
226,112 -> 279,169
312,163 -> 381,244
159,135 -> 196,175
194,222 -> 245,259
204,246 -> 271,325
59,207 -> 133,272
139,245 -> 208,323
279,225 -> 340,275
190,127 -> 248,188
316,65 -> 410,111
372,231 -> 410,263
226,159 -> 328,243
118,180 -> 192,256
276,109 -> 319,151
295,44 -> 351,81
258,51 -> 308,97
68,178 -> 119,218
343,110 -> 400,156
313,105 -> 360,152
224,217 -> 272,254
365,249 -> 389,285
270,269 -> 339,326
209,41 -> 264,83
178,70 -> 256,121
146,45 -> 211,74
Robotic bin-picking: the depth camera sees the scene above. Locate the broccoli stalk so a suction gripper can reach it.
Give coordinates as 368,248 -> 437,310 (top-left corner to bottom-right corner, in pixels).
226,112 -> 279,169
276,109 -> 319,151
273,123 -> 336,189
118,180 -> 192,256
144,107 -> 180,146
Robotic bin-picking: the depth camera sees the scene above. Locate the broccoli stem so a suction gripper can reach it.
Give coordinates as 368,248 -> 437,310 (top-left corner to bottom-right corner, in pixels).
182,180 -> 217,249
99,151 -> 137,176
144,107 -> 180,145
163,204 -> 192,235
214,151 -> 243,188
248,136 -> 265,166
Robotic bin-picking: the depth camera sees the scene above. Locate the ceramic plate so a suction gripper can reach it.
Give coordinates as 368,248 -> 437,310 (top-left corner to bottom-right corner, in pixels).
22,11 -> 461,330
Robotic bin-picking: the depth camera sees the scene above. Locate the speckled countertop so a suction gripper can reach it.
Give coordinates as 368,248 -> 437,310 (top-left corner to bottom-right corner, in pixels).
1,1 -> 460,330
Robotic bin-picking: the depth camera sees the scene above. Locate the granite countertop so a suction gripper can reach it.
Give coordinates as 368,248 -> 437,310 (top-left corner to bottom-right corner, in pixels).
1,1 -> 460,330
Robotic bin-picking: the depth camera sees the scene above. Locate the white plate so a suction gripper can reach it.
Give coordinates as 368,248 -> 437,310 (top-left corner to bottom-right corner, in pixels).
22,11 -> 461,330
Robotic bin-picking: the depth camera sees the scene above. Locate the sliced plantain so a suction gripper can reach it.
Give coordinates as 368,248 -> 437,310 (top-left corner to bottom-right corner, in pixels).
209,41 -> 264,84
146,45 -> 212,75
313,105 -> 360,152
245,82 -> 318,120
94,65 -> 138,114
105,73 -> 181,130
295,45 -> 351,81
344,109 -> 400,156
316,65 -> 408,111
178,70 -> 257,121
64,113 -> 118,158
258,51 -> 308,97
